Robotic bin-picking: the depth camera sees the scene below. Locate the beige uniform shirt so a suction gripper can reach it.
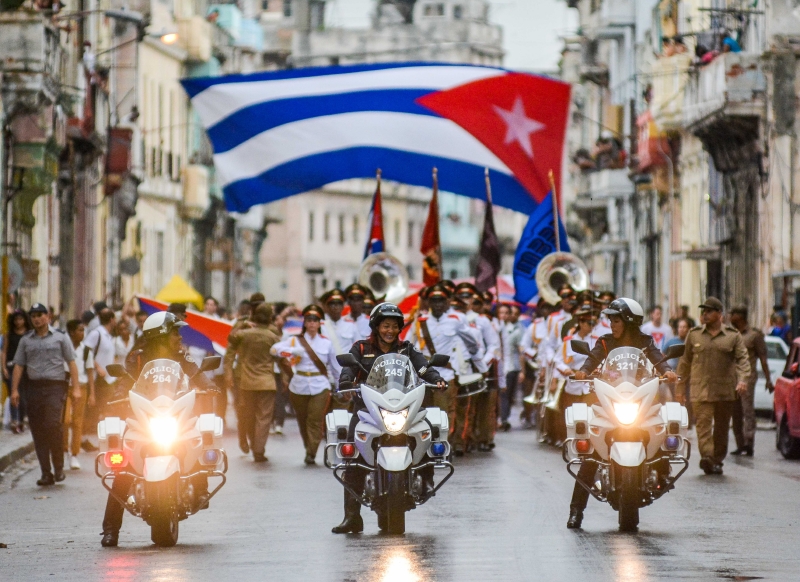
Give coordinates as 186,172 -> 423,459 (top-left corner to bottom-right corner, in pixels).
739,326 -> 767,385
677,325 -> 751,402
224,324 -> 280,391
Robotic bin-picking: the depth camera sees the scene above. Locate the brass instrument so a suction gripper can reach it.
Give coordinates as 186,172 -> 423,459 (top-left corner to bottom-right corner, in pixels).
534,252 -> 589,305
358,252 -> 409,304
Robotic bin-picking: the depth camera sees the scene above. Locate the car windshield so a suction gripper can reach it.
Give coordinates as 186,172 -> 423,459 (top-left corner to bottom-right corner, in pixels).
766,341 -> 787,360
601,347 -> 655,388
364,354 -> 420,394
132,359 -> 190,400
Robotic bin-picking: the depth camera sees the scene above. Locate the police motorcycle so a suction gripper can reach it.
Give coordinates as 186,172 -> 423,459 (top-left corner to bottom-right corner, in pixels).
96,357 -> 227,547
563,342 -> 689,531
325,352 -> 454,534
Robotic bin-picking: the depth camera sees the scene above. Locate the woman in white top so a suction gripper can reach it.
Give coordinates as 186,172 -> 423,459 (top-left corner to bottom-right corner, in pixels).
113,319 -> 135,365
272,304 -> 340,465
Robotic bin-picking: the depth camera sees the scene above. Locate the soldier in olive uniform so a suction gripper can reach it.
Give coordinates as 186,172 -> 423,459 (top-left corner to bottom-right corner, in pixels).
677,297 -> 750,475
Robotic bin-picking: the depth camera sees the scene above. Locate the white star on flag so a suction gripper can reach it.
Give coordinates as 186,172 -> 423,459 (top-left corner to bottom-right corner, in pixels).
493,96 -> 545,158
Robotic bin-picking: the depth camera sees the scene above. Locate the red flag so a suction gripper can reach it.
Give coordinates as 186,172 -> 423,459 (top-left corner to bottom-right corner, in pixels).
363,170 -> 385,258
420,168 -> 442,286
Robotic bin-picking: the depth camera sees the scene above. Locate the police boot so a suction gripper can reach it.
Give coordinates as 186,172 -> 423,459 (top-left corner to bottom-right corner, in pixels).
100,531 -> 119,547
332,490 -> 363,534
566,506 -> 584,529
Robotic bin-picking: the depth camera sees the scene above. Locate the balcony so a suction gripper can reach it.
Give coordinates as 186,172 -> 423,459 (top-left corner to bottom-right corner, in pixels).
178,16 -> 212,63
587,168 -> 633,199
683,53 -> 766,129
0,11 -> 63,106
649,53 -> 692,131
583,0 -> 635,39
182,165 -> 210,219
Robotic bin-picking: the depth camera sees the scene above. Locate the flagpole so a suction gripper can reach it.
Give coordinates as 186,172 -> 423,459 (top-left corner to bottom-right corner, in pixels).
484,168 -> 497,296
432,167 -> 441,282
549,169 -> 560,252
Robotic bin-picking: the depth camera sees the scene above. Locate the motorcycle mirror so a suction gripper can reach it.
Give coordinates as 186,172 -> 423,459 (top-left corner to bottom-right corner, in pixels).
570,340 -> 591,356
106,364 -> 127,378
662,344 -> 685,360
199,356 -> 222,373
337,353 -> 359,368
429,354 -> 450,368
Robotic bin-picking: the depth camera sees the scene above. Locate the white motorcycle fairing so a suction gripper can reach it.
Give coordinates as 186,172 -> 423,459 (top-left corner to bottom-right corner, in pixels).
610,442 -> 646,467
377,447 -> 414,471
144,456 -> 182,482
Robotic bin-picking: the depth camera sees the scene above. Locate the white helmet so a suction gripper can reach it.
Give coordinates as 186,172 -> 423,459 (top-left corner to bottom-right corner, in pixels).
602,298 -> 644,327
142,311 -> 187,340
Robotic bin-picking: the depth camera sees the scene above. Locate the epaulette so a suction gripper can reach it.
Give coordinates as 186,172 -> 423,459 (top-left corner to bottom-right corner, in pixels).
690,325 -> 703,331
447,314 -> 460,320
418,315 -> 428,322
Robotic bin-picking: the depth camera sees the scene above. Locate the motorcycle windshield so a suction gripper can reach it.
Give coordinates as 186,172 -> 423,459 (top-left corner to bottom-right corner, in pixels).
132,359 -> 190,400
364,354 -> 420,395
601,347 -> 654,387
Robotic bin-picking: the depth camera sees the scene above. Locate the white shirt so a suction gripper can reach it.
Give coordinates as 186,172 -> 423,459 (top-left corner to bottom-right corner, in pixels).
85,325 -> 115,381
409,310 -> 480,382
640,321 -> 674,350
114,335 -> 135,364
543,309 -> 570,365
321,315 -> 361,355
520,317 -> 548,368
354,313 -> 371,339
502,321 -> 524,373
73,341 -> 94,385
554,331 -> 598,395
272,333 -> 340,395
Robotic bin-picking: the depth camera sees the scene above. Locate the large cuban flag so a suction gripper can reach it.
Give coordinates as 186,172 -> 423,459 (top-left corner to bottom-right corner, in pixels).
181,63 -> 571,215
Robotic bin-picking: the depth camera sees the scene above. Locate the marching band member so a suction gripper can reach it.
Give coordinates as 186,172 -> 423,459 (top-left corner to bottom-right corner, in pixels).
344,284 -> 372,339
520,301 -> 555,427
271,305 -> 340,465
409,283 -> 480,456
320,289 -> 362,354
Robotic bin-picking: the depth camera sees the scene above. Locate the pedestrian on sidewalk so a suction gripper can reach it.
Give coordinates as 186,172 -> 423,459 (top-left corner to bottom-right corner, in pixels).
499,304 -> 524,431
224,304 -> 281,462
10,304 -> 80,486
84,309 -> 117,417
272,304 -> 340,465
677,297 -> 750,475
3,309 -> 32,433
729,306 -> 772,457
63,319 -> 95,470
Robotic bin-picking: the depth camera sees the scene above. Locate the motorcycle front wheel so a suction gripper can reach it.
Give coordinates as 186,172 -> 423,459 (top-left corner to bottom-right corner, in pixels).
385,472 -> 406,535
616,465 -> 640,532
146,475 -> 180,547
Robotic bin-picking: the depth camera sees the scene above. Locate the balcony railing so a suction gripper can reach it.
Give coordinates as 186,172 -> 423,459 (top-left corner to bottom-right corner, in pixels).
683,52 -> 766,127
584,0 -> 635,38
649,53 -> 692,131
0,11 -> 63,104
588,168 -> 633,199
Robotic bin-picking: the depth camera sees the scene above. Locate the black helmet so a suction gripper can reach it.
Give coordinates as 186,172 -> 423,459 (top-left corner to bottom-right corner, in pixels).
369,302 -> 405,331
602,298 -> 644,327
142,311 -> 187,340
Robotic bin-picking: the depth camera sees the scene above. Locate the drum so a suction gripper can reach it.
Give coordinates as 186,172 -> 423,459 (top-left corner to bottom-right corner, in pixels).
456,372 -> 487,399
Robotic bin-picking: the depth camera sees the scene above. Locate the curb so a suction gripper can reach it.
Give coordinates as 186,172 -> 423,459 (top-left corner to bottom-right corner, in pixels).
0,439 -> 35,474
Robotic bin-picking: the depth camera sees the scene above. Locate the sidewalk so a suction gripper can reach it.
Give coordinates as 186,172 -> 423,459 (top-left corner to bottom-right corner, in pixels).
0,429 -> 34,474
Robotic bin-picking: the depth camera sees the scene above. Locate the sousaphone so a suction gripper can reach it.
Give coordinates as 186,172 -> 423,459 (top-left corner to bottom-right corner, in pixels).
358,252 -> 409,304
535,252 -> 589,305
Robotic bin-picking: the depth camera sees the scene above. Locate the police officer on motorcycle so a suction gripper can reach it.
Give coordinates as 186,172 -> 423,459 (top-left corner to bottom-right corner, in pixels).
568,298 -> 677,529
100,311 -> 218,547
332,303 -> 447,534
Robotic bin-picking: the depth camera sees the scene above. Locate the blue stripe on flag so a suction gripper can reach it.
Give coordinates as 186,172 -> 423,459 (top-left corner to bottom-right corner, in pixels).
181,61 -> 498,98
223,148 -> 538,215
208,90 -> 438,154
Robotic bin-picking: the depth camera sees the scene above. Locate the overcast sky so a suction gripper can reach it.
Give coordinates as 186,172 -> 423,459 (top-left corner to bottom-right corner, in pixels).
323,1 -> 577,72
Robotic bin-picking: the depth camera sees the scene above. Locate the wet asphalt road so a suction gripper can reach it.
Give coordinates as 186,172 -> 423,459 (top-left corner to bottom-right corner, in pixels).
2,415 -> 800,582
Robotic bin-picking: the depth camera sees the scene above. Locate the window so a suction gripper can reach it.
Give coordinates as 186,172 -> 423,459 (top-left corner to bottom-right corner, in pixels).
283,0 -> 292,17
338,214 -> 345,244
453,5 -> 463,19
262,0 -> 269,10
394,219 -> 401,248
324,213 -> 330,241
310,0 -> 325,29
424,3 -> 445,16
353,215 -> 360,244
407,220 -> 414,248
309,211 -> 315,241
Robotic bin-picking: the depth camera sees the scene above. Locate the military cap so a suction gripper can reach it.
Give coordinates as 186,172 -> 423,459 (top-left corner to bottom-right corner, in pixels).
344,283 -> 368,299
29,303 -> 48,315
440,279 -> 456,295
698,297 -> 724,312
249,292 -> 266,306
424,283 -> 451,300
454,282 -> 479,297
319,289 -> 346,304
302,304 -> 325,320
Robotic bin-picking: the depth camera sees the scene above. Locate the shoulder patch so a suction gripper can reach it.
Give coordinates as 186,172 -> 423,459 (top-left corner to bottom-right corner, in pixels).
363,353 -> 376,358
184,355 -> 195,363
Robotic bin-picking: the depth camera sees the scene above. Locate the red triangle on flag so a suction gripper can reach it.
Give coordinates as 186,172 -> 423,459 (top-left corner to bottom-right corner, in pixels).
417,73 -> 571,204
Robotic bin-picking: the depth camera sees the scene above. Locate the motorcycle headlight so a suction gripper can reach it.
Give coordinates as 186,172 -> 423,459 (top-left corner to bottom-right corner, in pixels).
613,402 -> 640,425
380,408 -> 410,434
150,417 -> 179,447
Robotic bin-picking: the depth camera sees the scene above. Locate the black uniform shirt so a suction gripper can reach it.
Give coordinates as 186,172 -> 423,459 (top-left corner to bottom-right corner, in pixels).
339,339 -> 443,389
579,331 -> 672,376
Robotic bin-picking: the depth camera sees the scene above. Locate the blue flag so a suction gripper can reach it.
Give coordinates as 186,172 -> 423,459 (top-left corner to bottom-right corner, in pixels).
513,192 -> 570,304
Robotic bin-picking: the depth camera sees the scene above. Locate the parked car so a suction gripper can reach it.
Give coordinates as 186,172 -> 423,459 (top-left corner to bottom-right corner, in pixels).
754,336 -> 790,416
773,338 -> 800,459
